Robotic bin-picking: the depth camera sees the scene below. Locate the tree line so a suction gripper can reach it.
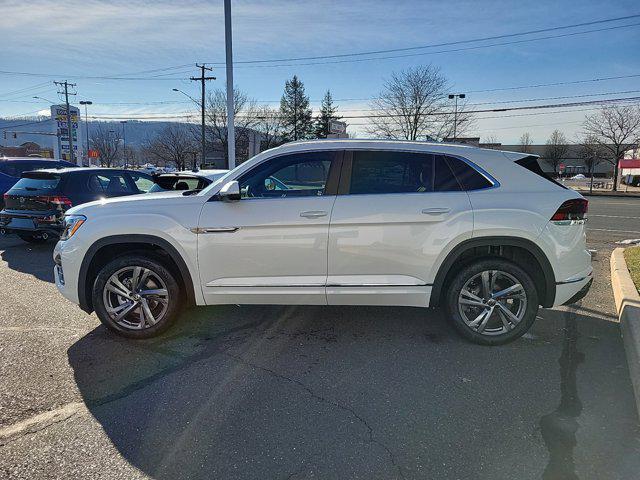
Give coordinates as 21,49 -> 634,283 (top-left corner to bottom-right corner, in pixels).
516,104 -> 640,190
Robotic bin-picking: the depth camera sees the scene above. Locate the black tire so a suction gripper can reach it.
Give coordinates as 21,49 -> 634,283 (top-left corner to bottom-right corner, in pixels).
445,258 -> 539,346
17,233 -> 47,244
92,254 -> 183,339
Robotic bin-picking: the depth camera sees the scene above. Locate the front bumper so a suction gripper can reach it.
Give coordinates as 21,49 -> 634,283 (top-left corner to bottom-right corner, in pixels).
53,239 -> 83,306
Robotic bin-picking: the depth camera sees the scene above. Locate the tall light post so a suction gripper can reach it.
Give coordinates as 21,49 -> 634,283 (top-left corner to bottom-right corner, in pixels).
79,100 -> 92,165
173,87 -> 206,169
120,120 -> 128,168
448,93 -> 465,142
224,0 -> 235,169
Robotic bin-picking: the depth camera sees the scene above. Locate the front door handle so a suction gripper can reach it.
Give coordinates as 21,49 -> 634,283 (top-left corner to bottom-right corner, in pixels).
300,210 -> 328,218
421,207 -> 451,215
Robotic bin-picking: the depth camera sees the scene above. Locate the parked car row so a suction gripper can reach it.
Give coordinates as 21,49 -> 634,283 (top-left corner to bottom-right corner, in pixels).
0,158 -> 227,243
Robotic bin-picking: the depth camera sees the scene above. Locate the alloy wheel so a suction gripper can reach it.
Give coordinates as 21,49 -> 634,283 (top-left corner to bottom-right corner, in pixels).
102,266 -> 170,330
457,269 -> 528,336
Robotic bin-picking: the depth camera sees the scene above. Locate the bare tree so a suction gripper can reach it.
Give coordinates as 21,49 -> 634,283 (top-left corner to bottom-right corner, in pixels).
255,105 -> 284,151
90,123 -> 121,167
367,65 -> 474,141
519,132 -> 533,153
583,105 -> 640,191
578,134 -> 606,193
205,88 -> 259,166
544,130 -> 569,176
482,135 -> 500,148
144,124 -> 197,171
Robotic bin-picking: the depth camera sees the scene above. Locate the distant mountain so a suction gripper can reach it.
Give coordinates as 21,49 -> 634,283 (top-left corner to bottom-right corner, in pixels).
0,117 -> 190,150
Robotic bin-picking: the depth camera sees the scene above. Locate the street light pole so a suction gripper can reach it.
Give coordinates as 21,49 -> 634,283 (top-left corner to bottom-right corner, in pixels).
448,93 -> 466,142
224,0 -> 236,169
79,100 -> 92,165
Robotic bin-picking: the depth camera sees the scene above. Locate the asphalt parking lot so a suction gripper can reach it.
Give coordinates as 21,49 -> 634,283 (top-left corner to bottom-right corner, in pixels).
1,195 -> 640,480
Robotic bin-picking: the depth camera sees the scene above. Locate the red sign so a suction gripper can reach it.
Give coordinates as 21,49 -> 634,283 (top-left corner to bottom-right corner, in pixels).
88,149 -> 99,158
559,163 -> 565,171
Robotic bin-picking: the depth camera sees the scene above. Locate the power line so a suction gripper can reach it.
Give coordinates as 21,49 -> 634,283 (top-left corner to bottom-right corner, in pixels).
223,22 -> 640,69
211,14 -> 640,65
1,17 -> 639,81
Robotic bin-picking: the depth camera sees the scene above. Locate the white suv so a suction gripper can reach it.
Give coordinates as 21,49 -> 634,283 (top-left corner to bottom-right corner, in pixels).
53,140 -> 592,345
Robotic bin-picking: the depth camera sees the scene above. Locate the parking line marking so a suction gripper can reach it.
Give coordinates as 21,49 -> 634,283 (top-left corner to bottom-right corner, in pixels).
0,402 -> 86,445
589,214 -> 640,219
587,227 -> 640,234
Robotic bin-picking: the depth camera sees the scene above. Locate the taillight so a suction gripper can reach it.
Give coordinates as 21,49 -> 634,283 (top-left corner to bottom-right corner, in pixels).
36,195 -> 73,208
551,198 -> 588,222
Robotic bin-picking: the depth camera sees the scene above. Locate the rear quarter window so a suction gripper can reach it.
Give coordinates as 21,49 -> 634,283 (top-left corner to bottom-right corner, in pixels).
515,156 -> 567,189
444,156 -> 494,190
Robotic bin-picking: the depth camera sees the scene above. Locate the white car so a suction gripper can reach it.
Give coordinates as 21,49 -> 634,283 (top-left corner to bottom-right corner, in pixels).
53,140 -> 592,345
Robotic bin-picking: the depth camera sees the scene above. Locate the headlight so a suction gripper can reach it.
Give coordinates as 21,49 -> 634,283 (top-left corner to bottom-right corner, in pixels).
60,215 -> 86,241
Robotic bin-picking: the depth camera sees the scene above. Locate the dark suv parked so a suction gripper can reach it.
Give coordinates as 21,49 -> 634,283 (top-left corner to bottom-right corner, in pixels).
0,168 -> 154,243
0,158 -> 77,209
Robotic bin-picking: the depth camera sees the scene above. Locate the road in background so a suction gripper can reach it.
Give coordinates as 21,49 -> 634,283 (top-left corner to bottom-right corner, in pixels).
0,196 -> 639,479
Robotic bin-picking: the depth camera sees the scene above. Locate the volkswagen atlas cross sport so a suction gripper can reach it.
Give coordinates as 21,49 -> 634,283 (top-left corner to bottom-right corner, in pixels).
53,140 -> 592,345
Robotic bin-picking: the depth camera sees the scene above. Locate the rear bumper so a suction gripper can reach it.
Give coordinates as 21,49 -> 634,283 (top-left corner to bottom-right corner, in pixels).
553,267 -> 594,306
561,278 -> 593,306
0,209 -> 63,237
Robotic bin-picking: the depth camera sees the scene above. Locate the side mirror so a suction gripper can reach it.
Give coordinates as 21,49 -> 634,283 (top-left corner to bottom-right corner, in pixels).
218,180 -> 241,202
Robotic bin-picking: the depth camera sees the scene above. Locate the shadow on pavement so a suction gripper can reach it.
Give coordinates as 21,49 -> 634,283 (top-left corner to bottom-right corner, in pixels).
67,303 -> 640,480
0,236 -> 55,283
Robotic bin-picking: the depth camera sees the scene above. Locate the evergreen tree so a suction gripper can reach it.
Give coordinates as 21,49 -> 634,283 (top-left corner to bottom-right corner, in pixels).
280,75 -> 313,141
314,90 -> 342,138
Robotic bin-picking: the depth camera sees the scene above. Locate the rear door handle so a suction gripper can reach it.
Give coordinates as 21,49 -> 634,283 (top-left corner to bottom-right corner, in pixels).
421,208 -> 451,215
300,210 -> 328,218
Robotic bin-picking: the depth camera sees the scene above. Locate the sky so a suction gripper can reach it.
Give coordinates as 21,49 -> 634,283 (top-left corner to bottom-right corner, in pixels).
1,0 -> 640,144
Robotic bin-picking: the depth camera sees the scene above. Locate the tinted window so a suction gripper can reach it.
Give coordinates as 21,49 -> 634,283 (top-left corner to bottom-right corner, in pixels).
350,151 -> 436,194
149,176 -> 204,192
239,151 -> 333,198
10,175 -> 61,192
434,157 -> 462,192
88,173 -> 135,194
128,173 -> 155,193
444,156 -> 493,190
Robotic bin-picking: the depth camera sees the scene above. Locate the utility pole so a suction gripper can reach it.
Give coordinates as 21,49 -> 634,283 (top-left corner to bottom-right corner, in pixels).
190,64 -> 215,169
54,80 -> 77,165
224,0 -> 236,169
120,121 -> 128,168
448,93 -> 465,142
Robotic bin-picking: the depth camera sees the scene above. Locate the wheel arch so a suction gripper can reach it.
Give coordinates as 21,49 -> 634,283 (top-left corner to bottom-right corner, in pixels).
429,236 -> 555,308
78,234 -> 196,313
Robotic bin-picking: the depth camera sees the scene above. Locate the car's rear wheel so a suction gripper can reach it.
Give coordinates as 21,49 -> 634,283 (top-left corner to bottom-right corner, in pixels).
92,254 -> 182,338
445,259 -> 539,345
17,233 -> 48,243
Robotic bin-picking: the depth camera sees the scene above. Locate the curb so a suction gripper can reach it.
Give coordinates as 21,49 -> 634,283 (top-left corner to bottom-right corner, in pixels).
610,247 -> 640,418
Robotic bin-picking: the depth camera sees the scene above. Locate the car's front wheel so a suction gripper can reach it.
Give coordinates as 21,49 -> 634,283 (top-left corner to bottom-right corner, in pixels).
92,254 -> 182,338
445,259 -> 539,346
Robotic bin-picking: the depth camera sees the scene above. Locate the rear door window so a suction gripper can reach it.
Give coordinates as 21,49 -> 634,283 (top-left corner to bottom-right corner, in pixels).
349,151 -> 434,194
88,173 -> 136,194
128,173 -> 155,193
